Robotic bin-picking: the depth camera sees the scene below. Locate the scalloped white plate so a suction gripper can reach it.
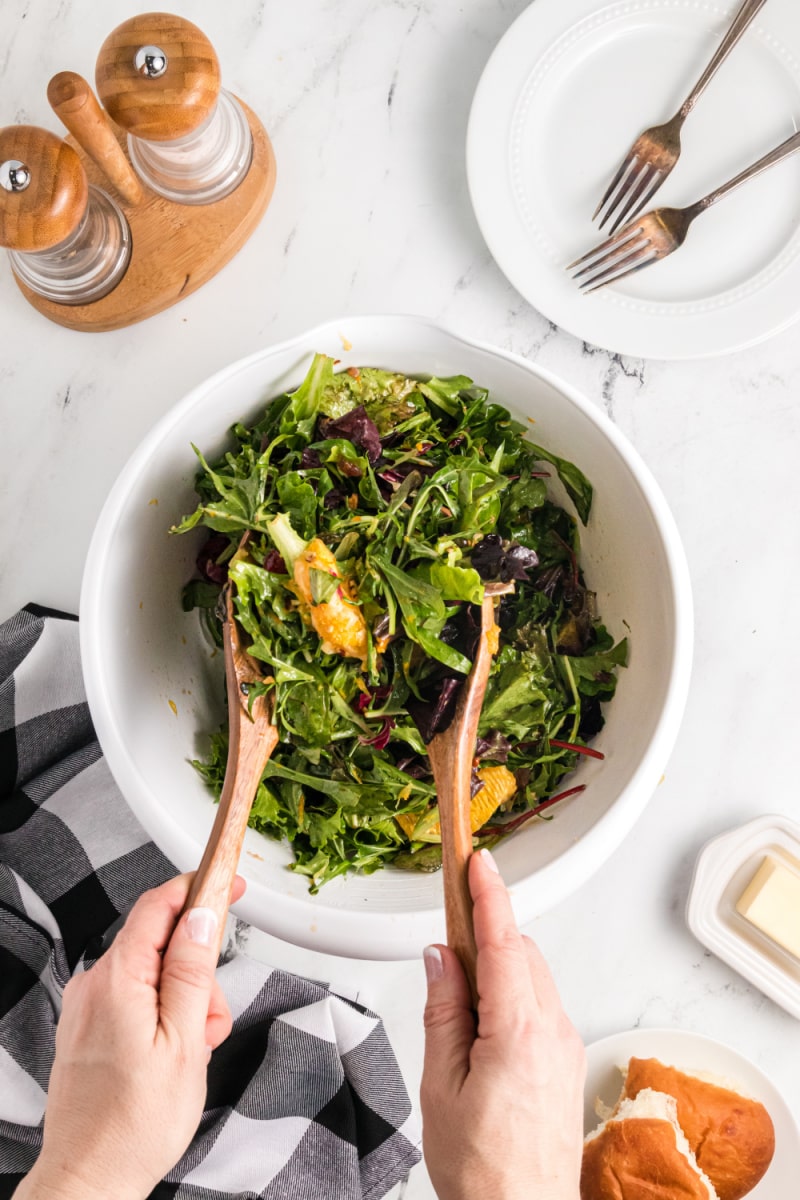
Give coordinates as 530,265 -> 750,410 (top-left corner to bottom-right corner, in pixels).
584,1028 -> 799,1198
467,0 -> 800,359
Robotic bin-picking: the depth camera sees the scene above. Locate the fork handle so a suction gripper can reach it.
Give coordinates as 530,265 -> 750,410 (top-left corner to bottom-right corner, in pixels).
679,0 -> 768,120
693,128 -> 800,214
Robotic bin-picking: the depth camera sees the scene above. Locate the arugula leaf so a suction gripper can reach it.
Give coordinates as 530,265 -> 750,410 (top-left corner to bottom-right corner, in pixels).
181,580 -> 220,612
276,473 -> 317,540
176,353 -> 624,890
373,557 -> 447,627
418,375 -> 473,417
565,637 -> 628,698
527,443 -> 594,525
414,628 -> 472,674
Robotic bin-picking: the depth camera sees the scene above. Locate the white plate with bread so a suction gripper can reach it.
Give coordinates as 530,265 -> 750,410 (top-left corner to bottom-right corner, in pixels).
583,1027 -> 798,1199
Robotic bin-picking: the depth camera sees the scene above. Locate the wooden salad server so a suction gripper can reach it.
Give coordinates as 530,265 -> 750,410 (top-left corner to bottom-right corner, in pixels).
426,580 -> 514,1005
182,583 -> 278,958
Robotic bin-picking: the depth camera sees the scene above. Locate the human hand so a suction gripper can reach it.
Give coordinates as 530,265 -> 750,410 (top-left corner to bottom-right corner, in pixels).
15,873 -> 244,1200
421,849 -> 586,1200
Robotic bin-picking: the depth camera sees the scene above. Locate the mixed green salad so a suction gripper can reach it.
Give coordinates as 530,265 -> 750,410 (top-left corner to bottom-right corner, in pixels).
174,354 -> 627,891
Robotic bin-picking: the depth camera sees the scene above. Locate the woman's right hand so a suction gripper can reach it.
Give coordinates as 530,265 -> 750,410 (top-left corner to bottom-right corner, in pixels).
420,848 -> 586,1200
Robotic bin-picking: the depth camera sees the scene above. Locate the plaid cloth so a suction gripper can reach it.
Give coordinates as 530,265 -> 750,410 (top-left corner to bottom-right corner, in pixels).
0,606 -> 421,1200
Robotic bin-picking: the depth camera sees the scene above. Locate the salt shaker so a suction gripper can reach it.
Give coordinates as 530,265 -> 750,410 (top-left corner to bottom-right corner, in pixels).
0,125 -> 131,305
96,13 -> 253,205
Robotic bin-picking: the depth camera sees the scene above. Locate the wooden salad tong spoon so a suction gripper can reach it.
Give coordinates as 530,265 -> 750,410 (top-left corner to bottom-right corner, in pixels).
426,580 -> 514,1005
182,581 -> 278,958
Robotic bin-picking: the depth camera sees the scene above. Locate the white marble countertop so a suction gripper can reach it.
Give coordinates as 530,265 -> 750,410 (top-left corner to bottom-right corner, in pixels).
2,0 -> 799,1195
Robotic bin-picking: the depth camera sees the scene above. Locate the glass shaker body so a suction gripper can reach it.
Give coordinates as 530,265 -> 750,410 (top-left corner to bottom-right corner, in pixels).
9,184 -> 130,305
128,90 -> 253,205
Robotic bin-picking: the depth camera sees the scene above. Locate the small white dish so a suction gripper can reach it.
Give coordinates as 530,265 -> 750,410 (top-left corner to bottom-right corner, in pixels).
467,0 -> 800,360
585,1027 -> 799,1197
687,813 -> 800,1019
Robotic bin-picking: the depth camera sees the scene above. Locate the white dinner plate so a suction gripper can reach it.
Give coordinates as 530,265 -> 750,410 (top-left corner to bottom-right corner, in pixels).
584,1027 -> 800,1197
467,0 -> 800,360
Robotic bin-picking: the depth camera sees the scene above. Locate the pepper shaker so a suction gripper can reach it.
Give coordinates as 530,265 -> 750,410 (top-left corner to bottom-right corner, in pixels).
96,13 -> 253,205
0,125 -> 131,305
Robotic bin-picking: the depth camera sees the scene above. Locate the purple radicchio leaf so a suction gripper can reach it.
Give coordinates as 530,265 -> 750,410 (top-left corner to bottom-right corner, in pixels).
471,534 -> 539,583
377,460 -> 436,486
394,754 -> 433,781
196,534 -> 231,584
514,766 -> 531,792
470,533 -> 504,579
323,486 -> 349,510
475,730 -> 512,763
300,447 -> 322,469
358,717 -> 395,750
355,684 -> 395,749
319,405 -> 382,464
501,544 -> 539,582
532,563 -> 564,598
437,605 -> 481,663
262,549 -> 288,574
406,677 -> 462,743
353,684 -> 392,714
578,697 -> 604,740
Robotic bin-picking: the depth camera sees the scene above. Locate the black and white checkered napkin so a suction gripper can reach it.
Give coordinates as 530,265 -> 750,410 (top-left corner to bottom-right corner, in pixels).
0,606 -> 421,1200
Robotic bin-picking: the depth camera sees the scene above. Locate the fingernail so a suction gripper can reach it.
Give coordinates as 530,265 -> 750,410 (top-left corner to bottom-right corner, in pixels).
185,907 -> 218,946
423,945 -> 443,984
479,847 -> 499,874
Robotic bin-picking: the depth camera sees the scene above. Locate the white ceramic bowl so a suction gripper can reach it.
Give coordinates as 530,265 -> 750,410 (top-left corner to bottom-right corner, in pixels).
81,315 -> 692,959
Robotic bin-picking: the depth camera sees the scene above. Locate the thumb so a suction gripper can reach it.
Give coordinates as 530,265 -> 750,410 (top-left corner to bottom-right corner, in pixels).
421,944 -> 475,1100
158,907 -> 220,1043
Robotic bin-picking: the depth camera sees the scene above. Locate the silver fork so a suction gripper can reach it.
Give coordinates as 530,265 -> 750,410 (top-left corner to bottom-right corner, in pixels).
570,128 -> 800,292
594,0 -> 769,234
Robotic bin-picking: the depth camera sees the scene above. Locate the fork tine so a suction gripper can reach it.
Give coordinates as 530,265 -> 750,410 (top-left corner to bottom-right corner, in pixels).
608,164 -> 663,234
580,247 -> 659,292
624,167 -> 664,226
566,223 -> 645,273
599,159 -> 653,230
592,151 -> 638,223
573,234 -> 650,280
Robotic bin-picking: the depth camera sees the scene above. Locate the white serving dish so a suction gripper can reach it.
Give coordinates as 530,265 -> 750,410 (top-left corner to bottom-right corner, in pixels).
584,1027 -> 800,1197
80,314 -> 693,959
687,813 -> 800,1020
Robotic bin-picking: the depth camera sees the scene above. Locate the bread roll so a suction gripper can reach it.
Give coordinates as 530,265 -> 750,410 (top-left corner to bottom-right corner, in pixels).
581,1088 -> 719,1199
621,1057 -> 775,1200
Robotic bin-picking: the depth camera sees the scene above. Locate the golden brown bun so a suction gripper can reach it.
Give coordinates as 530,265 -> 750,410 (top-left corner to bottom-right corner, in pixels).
581,1116 -> 713,1199
622,1058 -> 775,1200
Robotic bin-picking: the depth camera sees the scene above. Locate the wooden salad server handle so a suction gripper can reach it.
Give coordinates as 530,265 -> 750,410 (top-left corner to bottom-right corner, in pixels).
426,581 -> 514,1006
182,582 -> 278,959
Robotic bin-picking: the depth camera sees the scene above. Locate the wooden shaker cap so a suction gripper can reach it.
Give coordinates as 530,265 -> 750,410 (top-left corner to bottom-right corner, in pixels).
96,12 -> 221,143
0,125 -> 88,252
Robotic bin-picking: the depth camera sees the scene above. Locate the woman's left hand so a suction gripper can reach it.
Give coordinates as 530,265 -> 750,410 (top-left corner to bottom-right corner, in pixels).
16,874 -> 244,1200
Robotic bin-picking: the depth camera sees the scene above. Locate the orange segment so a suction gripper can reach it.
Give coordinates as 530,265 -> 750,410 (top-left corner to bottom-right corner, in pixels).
395,765 -> 517,842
